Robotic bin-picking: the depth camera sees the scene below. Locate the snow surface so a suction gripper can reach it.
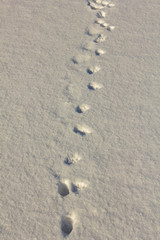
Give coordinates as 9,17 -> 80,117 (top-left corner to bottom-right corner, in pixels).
1,0 -> 160,239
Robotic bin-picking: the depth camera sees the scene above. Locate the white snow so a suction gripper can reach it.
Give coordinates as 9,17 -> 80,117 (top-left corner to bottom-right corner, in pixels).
1,0 -> 160,239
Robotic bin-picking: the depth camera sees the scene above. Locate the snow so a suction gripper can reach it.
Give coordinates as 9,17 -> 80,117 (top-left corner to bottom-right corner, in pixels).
1,0 -> 160,239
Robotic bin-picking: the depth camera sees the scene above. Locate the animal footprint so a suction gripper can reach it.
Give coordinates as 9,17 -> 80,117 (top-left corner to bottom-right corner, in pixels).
95,49 -> 105,55
88,82 -> 103,90
107,3 -> 115,8
101,0 -> 109,7
87,66 -> 101,74
71,180 -> 88,193
100,22 -> 109,27
94,34 -> 106,43
97,10 -> 106,18
64,153 -> 81,165
95,18 -> 105,25
58,178 -> 88,196
58,179 -> 70,197
74,124 -> 92,135
61,213 -> 76,236
107,25 -> 115,31
92,0 -> 102,4
76,103 -> 90,113
89,2 -> 104,10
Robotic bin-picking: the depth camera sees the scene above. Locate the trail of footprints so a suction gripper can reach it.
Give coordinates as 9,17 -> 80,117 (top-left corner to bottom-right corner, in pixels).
58,0 -> 116,236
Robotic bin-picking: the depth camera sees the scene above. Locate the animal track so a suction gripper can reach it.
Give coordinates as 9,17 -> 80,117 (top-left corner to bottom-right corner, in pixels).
97,10 -> 106,18
95,18 -> 105,25
95,19 -> 109,28
71,180 -> 88,193
94,34 -> 106,43
76,103 -> 90,113
93,0 -> 103,4
64,153 -> 81,165
74,124 -> 92,135
58,179 -> 70,197
87,65 -> 101,74
101,22 -> 109,27
107,3 -> 115,8
107,25 -> 115,31
95,48 -> 106,55
101,1 -> 109,7
59,0 -> 117,235
88,0 -> 115,9
89,2 -> 105,10
58,178 -> 88,196
61,213 -> 76,236
88,82 -> 103,90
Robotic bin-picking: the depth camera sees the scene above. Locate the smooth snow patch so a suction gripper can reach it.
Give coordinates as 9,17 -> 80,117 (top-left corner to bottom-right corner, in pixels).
72,54 -> 91,64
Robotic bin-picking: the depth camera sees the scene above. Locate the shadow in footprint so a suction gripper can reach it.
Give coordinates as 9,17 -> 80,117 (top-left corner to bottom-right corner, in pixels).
71,181 -> 88,194
71,183 -> 78,194
58,181 -> 70,197
61,215 -> 73,237
64,153 -> 81,165
88,82 -> 103,90
64,157 -> 72,165
76,106 -> 83,113
73,127 -> 86,136
88,84 -> 95,90
71,58 -> 78,64
87,68 -> 93,74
